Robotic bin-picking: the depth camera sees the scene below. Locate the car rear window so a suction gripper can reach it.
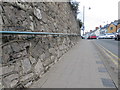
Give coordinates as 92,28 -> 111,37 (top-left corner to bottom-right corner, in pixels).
107,33 -> 113,35
117,28 -> 120,32
91,34 -> 96,36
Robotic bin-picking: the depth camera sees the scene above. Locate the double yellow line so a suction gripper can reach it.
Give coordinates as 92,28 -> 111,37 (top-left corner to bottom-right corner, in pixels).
95,42 -> 119,66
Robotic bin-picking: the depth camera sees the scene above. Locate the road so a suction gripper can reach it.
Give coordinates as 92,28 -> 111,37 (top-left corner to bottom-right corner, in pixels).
94,39 -> 119,57
92,39 -> 119,88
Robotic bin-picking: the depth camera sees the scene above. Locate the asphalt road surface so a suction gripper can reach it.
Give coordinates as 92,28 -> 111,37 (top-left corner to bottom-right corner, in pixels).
94,39 -> 119,57
92,39 -> 119,88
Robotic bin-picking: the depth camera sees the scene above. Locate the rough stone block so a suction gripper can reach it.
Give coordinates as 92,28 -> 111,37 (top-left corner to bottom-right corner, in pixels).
21,58 -> 31,74
44,51 -> 50,59
40,53 -> 45,62
2,53 -> 9,64
3,74 -> 18,88
29,56 -> 36,65
49,48 -> 56,55
21,73 -> 34,81
2,45 -> 12,54
2,65 -> 14,76
31,49 -> 40,60
10,80 -> 18,88
57,50 -> 63,58
11,42 -> 21,53
50,55 -> 56,63
24,81 -> 32,88
30,21 -> 34,31
14,61 -> 21,72
34,59 -> 44,75
43,58 -> 51,67
0,15 -> 3,28
0,5 -> 2,13
34,7 -> 42,20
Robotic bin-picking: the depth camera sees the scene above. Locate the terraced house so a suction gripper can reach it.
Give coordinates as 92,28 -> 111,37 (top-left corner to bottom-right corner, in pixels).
107,20 -> 120,33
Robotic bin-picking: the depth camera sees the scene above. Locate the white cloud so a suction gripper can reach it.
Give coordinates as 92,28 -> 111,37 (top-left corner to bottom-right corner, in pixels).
77,0 -> 119,33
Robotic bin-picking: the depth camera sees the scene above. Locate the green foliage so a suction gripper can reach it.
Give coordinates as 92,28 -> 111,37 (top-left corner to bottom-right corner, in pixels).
70,0 -> 80,14
78,20 -> 83,28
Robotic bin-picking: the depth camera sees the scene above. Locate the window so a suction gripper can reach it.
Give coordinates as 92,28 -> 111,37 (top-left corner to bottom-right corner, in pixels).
110,27 -> 113,30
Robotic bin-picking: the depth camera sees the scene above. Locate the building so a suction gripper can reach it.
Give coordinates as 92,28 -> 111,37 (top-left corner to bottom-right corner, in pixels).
107,20 -> 120,33
94,28 -> 100,36
117,19 -> 120,30
100,24 -> 109,35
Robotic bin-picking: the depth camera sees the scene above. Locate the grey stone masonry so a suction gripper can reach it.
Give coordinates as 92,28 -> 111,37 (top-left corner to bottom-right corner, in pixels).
0,2 -> 81,88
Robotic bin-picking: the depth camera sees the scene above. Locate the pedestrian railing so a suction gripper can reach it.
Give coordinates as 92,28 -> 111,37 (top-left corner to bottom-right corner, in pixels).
0,31 -> 80,36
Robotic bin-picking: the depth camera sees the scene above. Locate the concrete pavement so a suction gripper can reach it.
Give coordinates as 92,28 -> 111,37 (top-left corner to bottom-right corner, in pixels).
30,40 -> 116,88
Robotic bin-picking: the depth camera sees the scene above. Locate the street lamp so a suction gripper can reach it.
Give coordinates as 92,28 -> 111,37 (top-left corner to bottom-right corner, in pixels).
82,6 -> 91,35
83,6 -> 85,35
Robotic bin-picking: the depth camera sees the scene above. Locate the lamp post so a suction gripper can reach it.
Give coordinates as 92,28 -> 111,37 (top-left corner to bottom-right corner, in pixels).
82,6 -> 91,35
83,6 -> 85,35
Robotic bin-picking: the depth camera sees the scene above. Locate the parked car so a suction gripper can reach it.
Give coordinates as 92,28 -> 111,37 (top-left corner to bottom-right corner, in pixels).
88,34 -> 97,39
81,35 -> 85,39
115,28 -> 120,40
97,34 -> 106,39
105,33 -> 115,39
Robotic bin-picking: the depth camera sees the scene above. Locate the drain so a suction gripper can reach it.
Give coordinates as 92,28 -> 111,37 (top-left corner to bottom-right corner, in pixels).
98,67 -> 108,72
101,78 -> 115,88
96,61 -> 103,64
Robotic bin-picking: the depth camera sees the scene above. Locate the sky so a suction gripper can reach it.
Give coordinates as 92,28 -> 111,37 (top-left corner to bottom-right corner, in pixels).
76,0 -> 119,35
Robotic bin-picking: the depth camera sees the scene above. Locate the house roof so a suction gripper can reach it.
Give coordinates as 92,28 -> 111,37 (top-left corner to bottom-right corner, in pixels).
100,24 -> 109,30
111,21 -> 118,26
118,19 -> 120,24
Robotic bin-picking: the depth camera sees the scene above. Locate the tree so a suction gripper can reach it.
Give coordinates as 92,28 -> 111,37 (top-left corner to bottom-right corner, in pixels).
69,0 -> 80,15
78,19 -> 83,28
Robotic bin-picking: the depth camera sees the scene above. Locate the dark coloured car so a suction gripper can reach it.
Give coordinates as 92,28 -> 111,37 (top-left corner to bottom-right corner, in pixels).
115,28 -> 120,40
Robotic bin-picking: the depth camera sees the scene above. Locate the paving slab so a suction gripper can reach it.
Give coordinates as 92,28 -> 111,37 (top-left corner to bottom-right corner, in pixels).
30,40 -> 116,88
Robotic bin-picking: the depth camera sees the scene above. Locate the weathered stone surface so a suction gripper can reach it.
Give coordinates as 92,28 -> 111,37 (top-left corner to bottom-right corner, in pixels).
49,48 -> 56,55
21,58 -> 31,73
21,73 -> 34,81
40,53 -> 45,62
34,7 -> 42,20
24,81 -> 32,87
0,15 -> 3,30
34,59 -> 44,75
11,80 -> 18,87
57,50 -> 63,58
50,55 -> 55,62
2,45 -> 12,54
0,5 -> 2,13
2,65 -> 14,75
43,58 -> 51,67
11,42 -> 21,53
0,67 -> 2,76
29,56 -> 36,65
2,53 -> 9,64
44,51 -> 50,59
30,22 -> 34,31
14,61 -> 21,72
1,2 -> 80,88
3,74 -> 18,88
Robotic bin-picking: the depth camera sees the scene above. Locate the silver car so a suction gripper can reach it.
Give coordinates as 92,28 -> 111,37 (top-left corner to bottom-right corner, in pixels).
105,33 -> 115,39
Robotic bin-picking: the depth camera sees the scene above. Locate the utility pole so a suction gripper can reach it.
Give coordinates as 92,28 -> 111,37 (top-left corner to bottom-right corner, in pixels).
83,6 -> 85,35
82,6 -> 91,36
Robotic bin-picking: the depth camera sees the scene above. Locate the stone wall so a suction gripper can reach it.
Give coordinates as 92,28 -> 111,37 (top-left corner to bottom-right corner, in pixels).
0,2 -> 80,88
